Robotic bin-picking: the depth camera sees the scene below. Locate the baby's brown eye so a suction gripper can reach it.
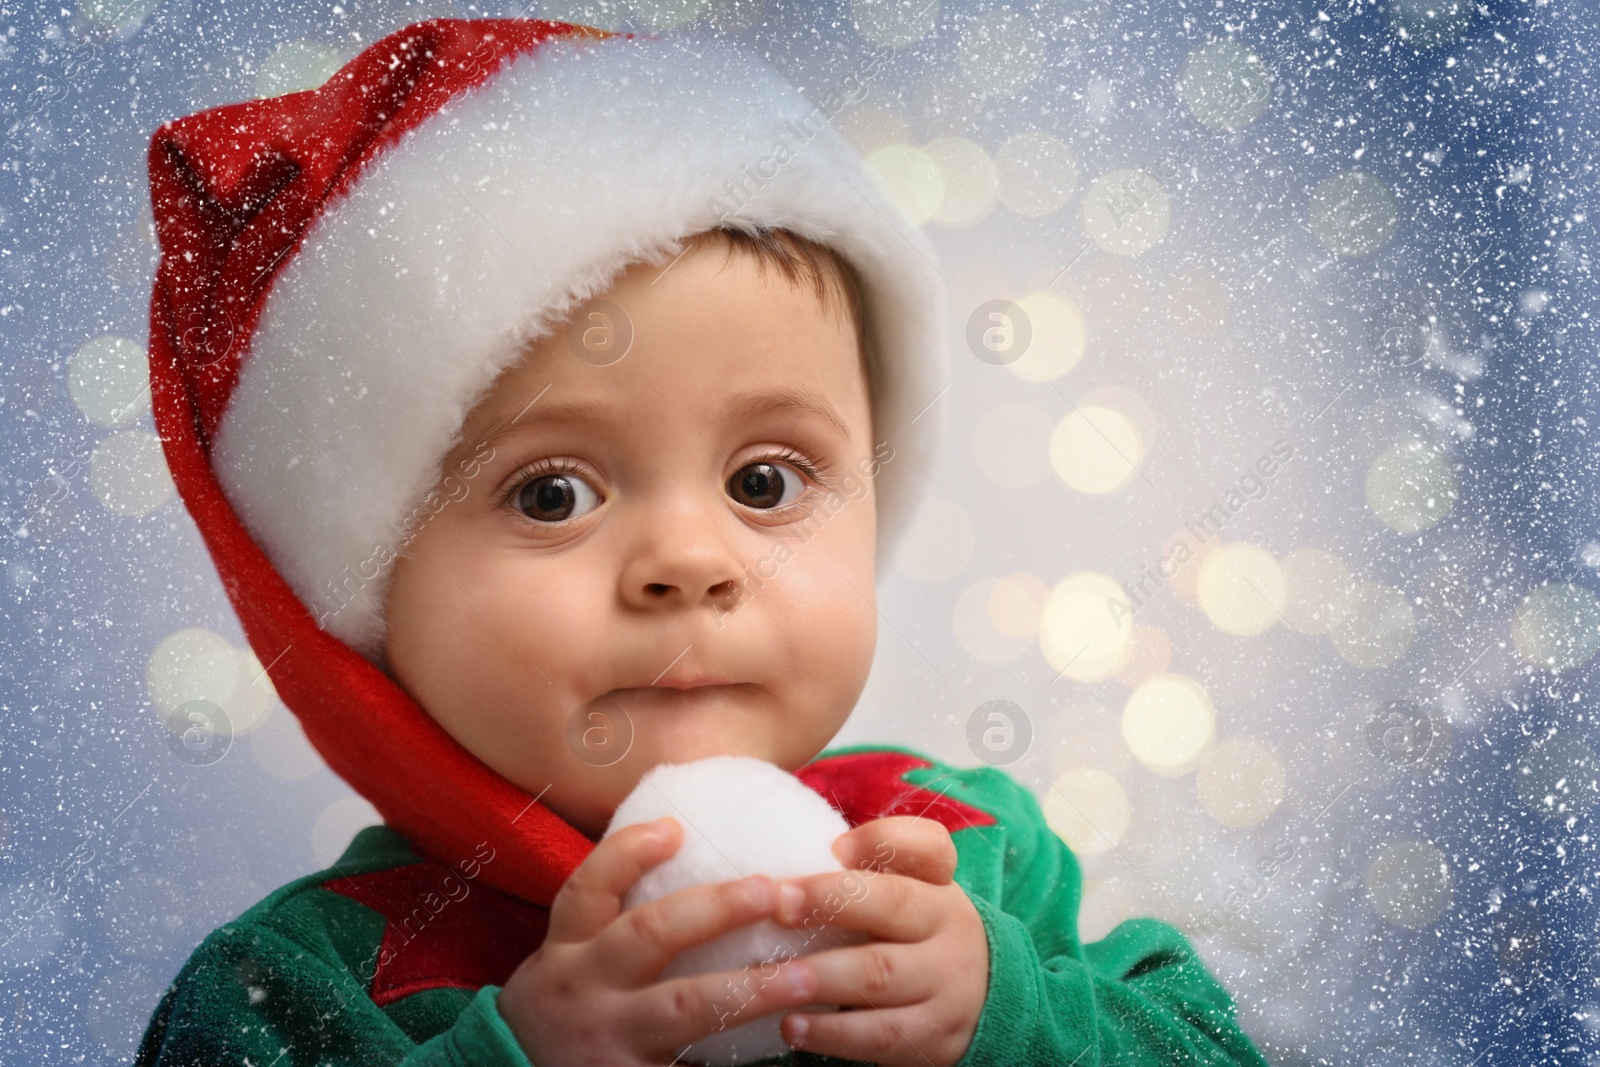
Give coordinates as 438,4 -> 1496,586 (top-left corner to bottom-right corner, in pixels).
515,473 -> 599,522
727,462 -> 803,510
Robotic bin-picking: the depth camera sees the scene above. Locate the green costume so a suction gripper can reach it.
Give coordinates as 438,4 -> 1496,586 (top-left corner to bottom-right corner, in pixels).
136,744 -> 1270,1066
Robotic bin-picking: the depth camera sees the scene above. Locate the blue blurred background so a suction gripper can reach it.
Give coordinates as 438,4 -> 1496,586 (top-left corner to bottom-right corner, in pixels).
2,0 -> 1597,1062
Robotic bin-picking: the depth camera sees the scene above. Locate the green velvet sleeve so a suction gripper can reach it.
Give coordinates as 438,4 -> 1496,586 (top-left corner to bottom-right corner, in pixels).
133,920 -> 535,1067
948,763 -> 1273,1067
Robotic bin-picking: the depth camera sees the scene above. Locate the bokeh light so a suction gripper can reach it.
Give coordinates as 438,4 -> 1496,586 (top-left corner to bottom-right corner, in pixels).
1196,735 -> 1287,829
1178,39 -> 1273,131
1279,547 -> 1351,636
1511,583 -> 1600,672
1040,571 -> 1133,682
926,136 -> 999,228
145,627 -> 276,737
1049,404 -> 1146,495
68,335 -> 149,428
1308,169 -> 1399,258
1327,580 -> 1415,668
1042,767 -> 1131,857
89,430 -> 174,516
865,143 -> 943,227
1122,673 -> 1216,776
1366,440 -> 1458,533
1196,541 -> 1287,636
1082,169 -> 1170,256
1005,291 -> 1087,383
254,41 -> 343,99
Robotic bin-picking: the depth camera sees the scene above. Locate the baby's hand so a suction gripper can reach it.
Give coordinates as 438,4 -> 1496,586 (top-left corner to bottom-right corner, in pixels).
496,817 -> 819,1065
773,816 -> 989,1067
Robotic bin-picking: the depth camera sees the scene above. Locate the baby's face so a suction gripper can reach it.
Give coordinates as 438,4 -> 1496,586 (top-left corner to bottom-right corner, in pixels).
382,240 -> 880,840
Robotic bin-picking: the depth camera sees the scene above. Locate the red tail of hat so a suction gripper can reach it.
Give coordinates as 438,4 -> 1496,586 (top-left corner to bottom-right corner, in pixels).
147,18 -> 618,905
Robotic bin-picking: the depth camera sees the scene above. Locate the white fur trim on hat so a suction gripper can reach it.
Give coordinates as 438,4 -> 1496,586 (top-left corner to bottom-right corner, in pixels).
210,31 -> 949,661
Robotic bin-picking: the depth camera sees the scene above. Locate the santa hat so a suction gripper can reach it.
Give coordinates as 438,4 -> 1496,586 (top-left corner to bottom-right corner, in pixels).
147,17 -> 947,905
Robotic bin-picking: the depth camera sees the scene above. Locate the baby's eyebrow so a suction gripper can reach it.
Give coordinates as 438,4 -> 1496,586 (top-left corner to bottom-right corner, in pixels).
444,397 -> 622,467
724,388 -> 853,439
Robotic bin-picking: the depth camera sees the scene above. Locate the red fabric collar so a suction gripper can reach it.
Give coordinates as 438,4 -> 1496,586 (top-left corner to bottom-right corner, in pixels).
147,19 -> 617,908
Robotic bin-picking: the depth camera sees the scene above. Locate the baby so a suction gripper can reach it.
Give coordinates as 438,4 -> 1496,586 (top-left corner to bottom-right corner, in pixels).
135,17 -> 1270,1067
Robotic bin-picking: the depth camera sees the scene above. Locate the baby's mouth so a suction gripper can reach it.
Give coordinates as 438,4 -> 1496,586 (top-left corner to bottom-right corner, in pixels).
605,681 -> 759,710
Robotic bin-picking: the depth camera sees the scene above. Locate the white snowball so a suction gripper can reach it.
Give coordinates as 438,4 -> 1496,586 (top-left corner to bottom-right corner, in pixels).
602,756 -> 864,1066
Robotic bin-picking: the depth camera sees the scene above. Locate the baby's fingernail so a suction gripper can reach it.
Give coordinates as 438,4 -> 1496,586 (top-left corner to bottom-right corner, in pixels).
786,1012 -> 810,1046
779,882 -> 804,919
786,961 -> 815,997
832,834 -> 855,865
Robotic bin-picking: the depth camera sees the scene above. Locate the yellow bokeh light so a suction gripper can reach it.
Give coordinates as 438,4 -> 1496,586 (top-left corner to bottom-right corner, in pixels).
958,10 -> 1044,96
990,572 -> 1049,638
1043,768 -> 1130,856
1040,571 -> 1133,682
1114,624 -> 1173,689
1309,169 -> 1399,258
1512,583 -> 1600,672
1327,580 -> 1415,668
1195,735 -> 1286,829
68,335 -> 149,428
1365,838 -> 1453,929
865,143 -> 944,227
972,402 -> 1053,489
1196,542 -> 1286,636
1049,405 -> 1146,494
1178,40 -> 1273,131
994,130 -> 1077,218
1366,440 -> 1458,533
1005,291 -> 1087,383
953,579 -> 1032,664
1122,674 -> 1216,776
926,136 -> 998,228
1082,169 -> 1170,256
1280,547 -> 1351,636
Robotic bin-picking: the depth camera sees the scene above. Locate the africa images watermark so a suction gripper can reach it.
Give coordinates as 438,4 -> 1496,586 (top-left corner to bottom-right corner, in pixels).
1109,439 -> 1295,627
712,441 -> 895,630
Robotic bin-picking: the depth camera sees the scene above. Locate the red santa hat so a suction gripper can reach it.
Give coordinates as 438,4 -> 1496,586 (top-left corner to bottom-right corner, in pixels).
147,17 -> 947,905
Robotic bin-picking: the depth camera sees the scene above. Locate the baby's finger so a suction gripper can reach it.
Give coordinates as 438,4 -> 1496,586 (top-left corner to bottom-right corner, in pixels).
777,870 -> 936,943
781,1000 -> 940,1067
596,874 -> 780,986
547,817 -> 682,944
628,956 -> 818,1057
833,816 -> 957,885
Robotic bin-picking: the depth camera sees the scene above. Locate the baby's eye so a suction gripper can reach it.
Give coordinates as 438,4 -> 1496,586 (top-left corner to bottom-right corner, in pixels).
727,461 -> 805,510
514,473 -> 601,523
